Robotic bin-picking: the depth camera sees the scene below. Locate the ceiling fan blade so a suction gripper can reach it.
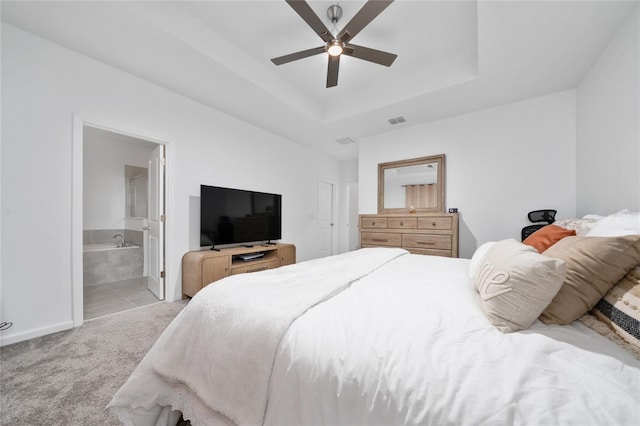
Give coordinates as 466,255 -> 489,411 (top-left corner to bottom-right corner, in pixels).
337,0 -> 394,43
343,44 -> 397,67
271,46 -> 325,65
326,55 -> 340,88
286,0 -> 334,43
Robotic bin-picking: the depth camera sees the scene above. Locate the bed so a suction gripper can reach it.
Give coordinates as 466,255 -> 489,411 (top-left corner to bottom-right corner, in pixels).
109,211 -> 640,426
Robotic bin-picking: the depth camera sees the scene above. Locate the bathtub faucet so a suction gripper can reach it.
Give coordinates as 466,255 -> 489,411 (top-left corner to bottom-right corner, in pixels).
113,233 -> 125,248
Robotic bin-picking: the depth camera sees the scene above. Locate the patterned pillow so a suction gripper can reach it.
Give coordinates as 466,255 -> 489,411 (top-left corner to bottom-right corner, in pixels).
554,217 -> 600,236
592,266 -> 640,352
474,239 -> 566,333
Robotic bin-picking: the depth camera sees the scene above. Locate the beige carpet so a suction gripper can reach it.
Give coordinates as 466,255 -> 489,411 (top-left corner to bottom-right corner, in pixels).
0,300 -> 188,425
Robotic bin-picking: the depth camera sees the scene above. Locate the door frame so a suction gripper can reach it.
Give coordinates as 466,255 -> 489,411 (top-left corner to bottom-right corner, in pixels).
71,115 -> 172,327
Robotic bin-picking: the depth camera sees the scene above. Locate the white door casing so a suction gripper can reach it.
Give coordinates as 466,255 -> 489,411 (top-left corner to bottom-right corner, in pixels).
72,116 -> 171,328
147,145 -> 165,299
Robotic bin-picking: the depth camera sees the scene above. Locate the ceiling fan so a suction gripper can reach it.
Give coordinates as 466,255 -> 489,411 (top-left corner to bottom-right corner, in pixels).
271,0 -> 397,88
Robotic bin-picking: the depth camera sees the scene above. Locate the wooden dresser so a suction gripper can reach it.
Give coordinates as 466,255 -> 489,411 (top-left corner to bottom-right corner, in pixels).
359,213 -> 458,257
182,243 -> 296,298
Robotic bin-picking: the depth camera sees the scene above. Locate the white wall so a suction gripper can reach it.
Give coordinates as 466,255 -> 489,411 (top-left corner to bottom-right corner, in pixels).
576,6 -> 640,216
0,25 -> 341,345
359,90 -> 577,258
83,131 -> 153,230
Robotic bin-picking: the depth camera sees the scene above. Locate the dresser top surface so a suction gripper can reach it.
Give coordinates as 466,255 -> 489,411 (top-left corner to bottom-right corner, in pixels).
360,213 -> 458,218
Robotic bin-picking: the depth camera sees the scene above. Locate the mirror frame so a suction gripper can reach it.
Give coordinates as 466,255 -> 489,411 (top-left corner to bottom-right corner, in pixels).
378,154 -> 446,214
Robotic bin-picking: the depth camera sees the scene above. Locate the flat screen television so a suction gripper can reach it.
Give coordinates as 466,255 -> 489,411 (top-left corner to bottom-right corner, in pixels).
200,185 -> 282,248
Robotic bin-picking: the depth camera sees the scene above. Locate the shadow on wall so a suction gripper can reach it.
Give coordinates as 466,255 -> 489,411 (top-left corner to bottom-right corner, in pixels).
458,214 -> 477,259
189,195 -> 200,250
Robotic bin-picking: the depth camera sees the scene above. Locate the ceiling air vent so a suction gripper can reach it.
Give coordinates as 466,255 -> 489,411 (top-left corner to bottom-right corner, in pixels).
388,116 -> 406,125
336,136 -> 357,145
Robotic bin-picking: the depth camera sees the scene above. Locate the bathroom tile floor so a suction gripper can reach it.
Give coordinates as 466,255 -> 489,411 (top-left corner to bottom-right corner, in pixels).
84,277 -> 160,320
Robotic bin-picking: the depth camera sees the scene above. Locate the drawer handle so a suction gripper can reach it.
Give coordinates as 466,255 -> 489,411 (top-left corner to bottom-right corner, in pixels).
400,222 -> 403,226
247,267 -> 268,273
372,238 -> 388,243
372,222 -> 376,225
417,241 -> 436,246
431,222 -> 436,226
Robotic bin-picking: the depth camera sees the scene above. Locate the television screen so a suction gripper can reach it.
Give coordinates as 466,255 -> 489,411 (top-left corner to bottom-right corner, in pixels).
200,185 -> 282,247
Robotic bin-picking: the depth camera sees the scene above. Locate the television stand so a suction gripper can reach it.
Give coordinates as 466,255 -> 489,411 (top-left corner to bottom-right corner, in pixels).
182,243 -> 296,298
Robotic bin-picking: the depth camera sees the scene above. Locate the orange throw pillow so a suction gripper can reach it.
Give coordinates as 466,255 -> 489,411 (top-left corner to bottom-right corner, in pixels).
523,224 -> 576,253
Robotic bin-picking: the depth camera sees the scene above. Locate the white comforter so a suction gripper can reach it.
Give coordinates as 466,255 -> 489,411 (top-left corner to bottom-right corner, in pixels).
110,249 -> 640,426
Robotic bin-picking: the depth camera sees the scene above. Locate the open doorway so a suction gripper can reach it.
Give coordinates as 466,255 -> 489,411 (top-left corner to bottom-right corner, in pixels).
73,120 -> 166,324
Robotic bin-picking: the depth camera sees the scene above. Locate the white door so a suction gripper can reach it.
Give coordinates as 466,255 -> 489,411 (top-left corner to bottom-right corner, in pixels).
318,180 -> 334,258
147,145 -> 165,299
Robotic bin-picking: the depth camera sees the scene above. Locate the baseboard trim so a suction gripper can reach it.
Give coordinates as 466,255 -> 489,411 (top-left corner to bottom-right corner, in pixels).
0,320 -> 74,347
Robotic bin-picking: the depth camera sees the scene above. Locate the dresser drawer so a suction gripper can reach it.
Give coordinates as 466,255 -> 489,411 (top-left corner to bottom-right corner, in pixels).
361,217 -> 388,229
403,234 -> 452,250
361,232 -> 402,246
406,247 -> 454,257
388,217 -> 417,229
417,216 -> 453,230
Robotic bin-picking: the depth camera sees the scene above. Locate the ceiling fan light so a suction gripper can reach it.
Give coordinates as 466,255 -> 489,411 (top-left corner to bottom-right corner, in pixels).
327,41 -> 343,57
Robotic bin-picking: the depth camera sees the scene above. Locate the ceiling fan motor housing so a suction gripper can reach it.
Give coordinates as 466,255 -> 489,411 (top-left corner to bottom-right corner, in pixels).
327,4 -> 343,24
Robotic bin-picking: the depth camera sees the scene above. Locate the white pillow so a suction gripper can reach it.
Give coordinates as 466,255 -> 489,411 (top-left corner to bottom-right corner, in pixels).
586,226 -> 638,237
582,214 -> 605,220
586,210 -> 640,237
468,241 -> 496,284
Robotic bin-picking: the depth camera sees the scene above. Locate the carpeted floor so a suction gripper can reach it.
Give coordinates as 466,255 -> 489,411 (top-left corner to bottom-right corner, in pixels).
0,300 -> 188,425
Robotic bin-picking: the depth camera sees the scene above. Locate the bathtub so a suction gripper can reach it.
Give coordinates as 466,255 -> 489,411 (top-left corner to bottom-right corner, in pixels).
83,243 -> 143,286
83,242 -> 139,251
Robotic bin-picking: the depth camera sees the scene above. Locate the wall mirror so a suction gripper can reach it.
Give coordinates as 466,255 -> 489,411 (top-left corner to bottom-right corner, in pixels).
125,165 -> 148,218
378,154 -> 445,214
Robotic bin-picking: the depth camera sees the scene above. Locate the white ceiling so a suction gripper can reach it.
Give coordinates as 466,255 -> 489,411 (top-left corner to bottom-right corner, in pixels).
2,1 -> 637,160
